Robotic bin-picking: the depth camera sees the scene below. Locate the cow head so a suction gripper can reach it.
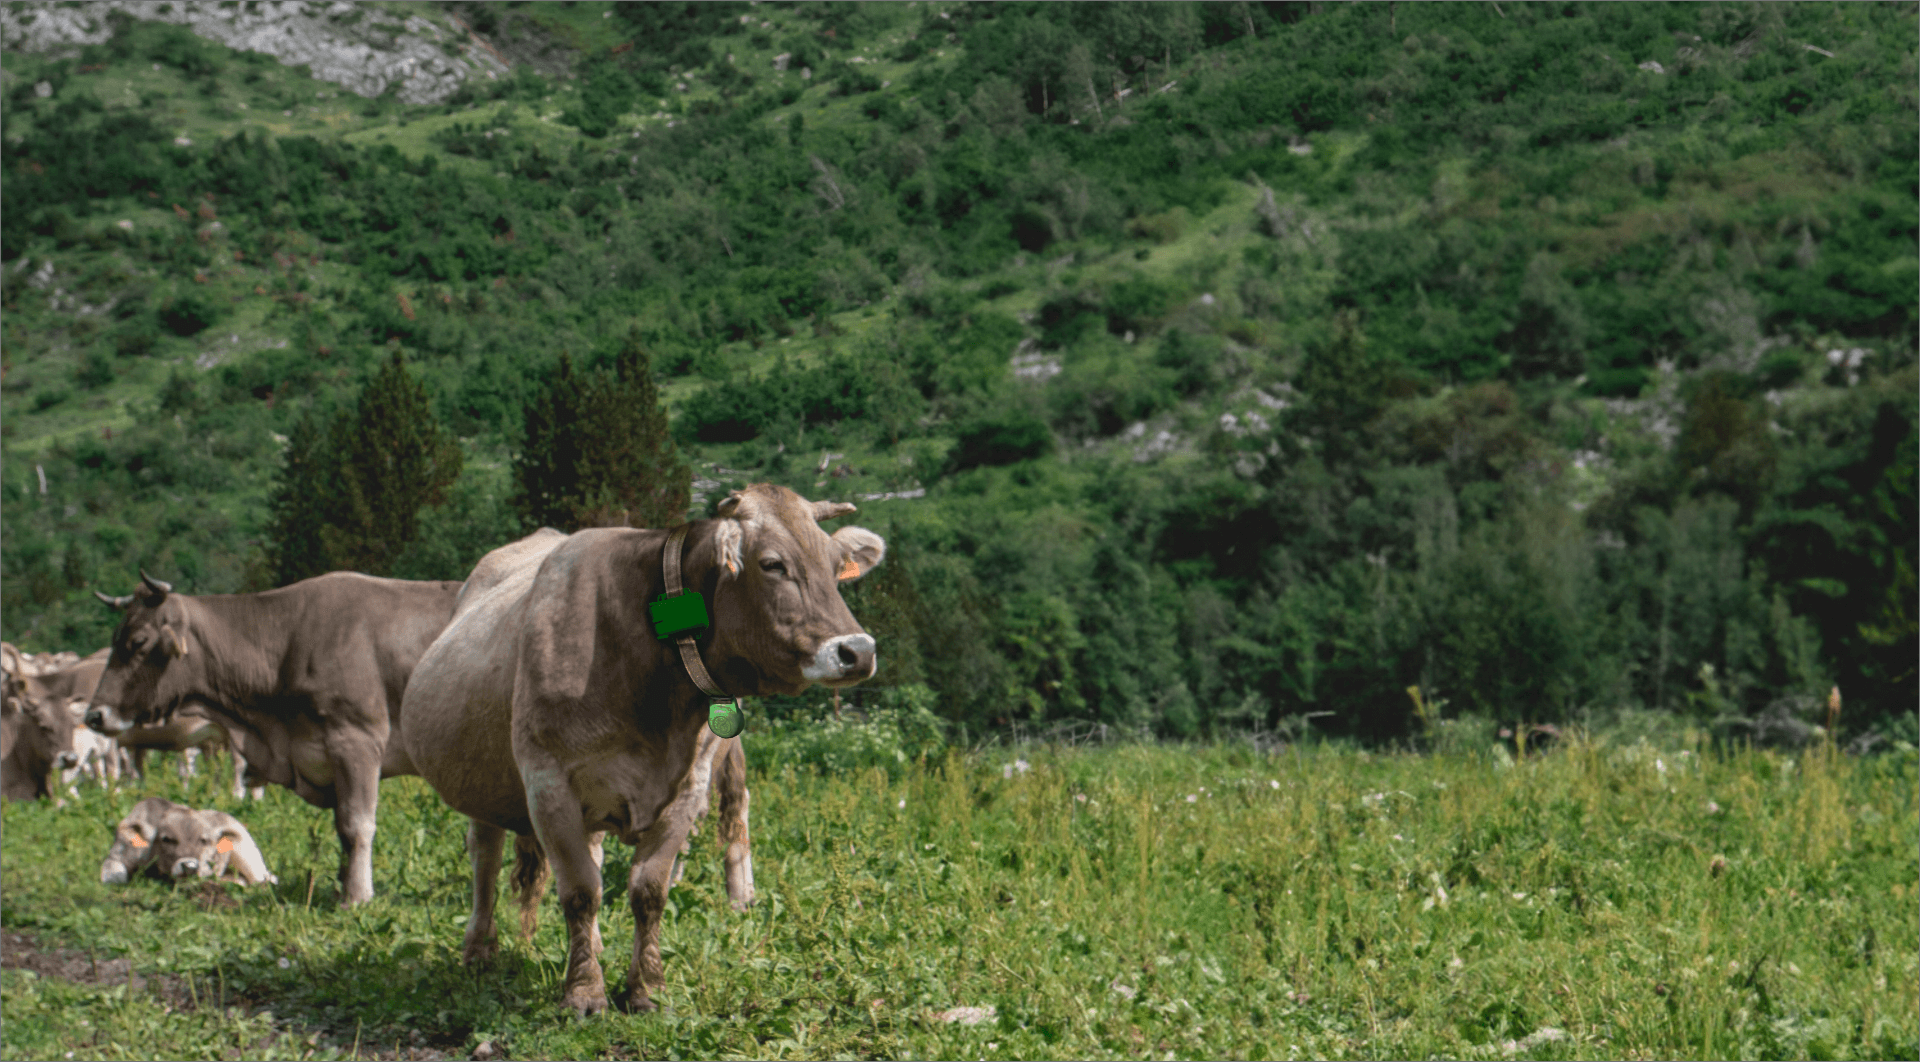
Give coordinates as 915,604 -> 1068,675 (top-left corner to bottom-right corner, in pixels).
3,662 -> 81,794
702,485 -> 886,696
85,571 -> 193,736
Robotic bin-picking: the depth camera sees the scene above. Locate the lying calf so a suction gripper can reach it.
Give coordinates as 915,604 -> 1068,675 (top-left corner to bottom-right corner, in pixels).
100,797 -> 277,887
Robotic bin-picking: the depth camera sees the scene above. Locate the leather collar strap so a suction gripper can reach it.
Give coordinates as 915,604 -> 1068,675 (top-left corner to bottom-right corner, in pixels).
663,523 -> 744,737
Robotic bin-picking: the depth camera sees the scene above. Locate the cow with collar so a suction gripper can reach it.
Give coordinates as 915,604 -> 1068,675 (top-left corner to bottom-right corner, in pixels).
401,484 -> 883,1015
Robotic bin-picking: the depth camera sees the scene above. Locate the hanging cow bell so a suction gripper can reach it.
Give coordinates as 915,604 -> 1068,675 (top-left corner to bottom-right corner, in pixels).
708,698 -> 745,739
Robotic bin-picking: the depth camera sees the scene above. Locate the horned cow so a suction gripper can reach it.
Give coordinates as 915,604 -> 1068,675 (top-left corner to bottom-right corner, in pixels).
85,571 -> 461,905
402,485 -> 883,1014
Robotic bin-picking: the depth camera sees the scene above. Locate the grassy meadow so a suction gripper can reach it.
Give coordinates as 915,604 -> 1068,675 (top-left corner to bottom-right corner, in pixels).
3,733 -> 1914,1061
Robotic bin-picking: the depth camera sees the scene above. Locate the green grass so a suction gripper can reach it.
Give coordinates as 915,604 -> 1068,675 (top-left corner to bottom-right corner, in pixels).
4,737 -> 1914,1060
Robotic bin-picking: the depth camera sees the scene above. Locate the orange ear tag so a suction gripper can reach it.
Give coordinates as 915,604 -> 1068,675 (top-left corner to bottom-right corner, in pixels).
216,837 -> 235,854
127,833 -> 149,848
837,557 -> 861,581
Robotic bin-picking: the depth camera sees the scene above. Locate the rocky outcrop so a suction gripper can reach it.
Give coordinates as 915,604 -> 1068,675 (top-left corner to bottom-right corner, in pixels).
1,1 -> 508,104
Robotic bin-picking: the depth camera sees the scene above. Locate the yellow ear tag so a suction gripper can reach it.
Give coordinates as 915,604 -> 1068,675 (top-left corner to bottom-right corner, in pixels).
837,557 -> 861,581
216,837 -> 235,854
127,833 -> 149,848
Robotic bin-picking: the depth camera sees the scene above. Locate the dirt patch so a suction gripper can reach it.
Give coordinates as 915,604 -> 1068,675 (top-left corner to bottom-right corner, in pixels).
1,930 -> 467,1061
1,928 -> 190,1005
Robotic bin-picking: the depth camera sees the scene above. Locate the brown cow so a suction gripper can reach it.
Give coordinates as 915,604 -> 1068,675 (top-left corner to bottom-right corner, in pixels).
402,485 -> 883,1014
2,655 -> 80,801
84,571 -> 462,905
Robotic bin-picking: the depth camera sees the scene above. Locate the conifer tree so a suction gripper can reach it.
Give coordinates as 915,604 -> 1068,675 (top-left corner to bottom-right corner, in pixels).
265,350 -> 463,584
264,409 -> 335,586
513,328 -> 691,531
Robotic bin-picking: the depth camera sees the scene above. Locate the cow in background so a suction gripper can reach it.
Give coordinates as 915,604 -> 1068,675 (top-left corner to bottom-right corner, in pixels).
3,647 -> 82,801
2,656 -> 79,798
84,571 -> 462,905
403,484 -> 882,1015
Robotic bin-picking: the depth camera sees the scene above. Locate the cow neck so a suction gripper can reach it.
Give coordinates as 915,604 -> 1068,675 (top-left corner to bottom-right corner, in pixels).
662,523 -> 734,705
161,594 -> 283,709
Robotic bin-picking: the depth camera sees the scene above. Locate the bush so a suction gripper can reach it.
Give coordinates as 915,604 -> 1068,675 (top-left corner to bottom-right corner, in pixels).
751,684 -> 948,780
947,407 -> 1053,470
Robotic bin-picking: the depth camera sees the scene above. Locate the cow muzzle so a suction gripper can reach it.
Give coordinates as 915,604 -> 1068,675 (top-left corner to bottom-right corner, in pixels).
84,703 -> 132,736
802,633 -> 877,685
54,751 -> 79,771
172,858 -> 200,879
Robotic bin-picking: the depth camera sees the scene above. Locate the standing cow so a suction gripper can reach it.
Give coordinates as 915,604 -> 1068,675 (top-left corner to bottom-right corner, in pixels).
402,484 -> 883,1015
84,571 -> 462,904
2,657 -> 80,801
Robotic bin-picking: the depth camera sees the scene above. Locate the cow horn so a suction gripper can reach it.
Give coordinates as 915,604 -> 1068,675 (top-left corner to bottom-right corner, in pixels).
811,500 -> 857,522
95,590 -> 135,609
139,570 -> 173,596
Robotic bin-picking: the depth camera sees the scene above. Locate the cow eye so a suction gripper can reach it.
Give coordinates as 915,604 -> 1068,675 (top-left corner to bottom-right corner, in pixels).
759,558 -> 787,575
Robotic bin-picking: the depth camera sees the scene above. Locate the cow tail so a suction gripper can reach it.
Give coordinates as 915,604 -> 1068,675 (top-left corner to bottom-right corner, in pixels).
511,834 -> 550,942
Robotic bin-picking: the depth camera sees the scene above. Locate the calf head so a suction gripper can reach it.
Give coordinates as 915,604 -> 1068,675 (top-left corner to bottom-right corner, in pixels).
86,572 -> 193,736
704,485 -> 887,696
102,797 -> 274,885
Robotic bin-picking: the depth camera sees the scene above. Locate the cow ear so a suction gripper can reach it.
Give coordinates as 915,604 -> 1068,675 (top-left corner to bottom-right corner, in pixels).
811,500 -> 857,523
715,492 -> 744,518
160,624 -> 189,659
118,817 -> 154,849
94,590 -> 135,610
713,520 -> 743,577
831,526 -> 886,582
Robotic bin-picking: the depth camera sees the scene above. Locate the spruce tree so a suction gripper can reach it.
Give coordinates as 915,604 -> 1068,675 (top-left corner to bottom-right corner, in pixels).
264,350 -> 463,584
264,409 -> 336,586
513,328 -> 692,531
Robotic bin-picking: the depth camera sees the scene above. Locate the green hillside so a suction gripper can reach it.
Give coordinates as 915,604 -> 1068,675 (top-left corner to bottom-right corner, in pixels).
3,1 -> 1914,741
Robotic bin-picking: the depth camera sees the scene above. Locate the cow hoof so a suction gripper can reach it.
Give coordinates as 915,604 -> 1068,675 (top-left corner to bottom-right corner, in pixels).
729,898 -> 755,913
561,986 -> 608,1017
620,986 -> 660,1014
461,940 -> 499,966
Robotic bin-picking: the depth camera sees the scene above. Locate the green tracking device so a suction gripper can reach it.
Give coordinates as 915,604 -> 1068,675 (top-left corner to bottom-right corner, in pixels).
649,591 -> 709,640
708,699 -> 745,739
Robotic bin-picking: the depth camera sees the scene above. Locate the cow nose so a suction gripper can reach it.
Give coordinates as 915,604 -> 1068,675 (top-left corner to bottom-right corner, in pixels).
84,706 -> 105,730
175,859 -> 199,878
55,751 -> 79,770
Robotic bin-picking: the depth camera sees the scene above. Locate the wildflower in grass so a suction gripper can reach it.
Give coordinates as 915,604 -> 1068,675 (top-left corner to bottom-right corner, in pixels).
1269,779 -> 1280,789
1186,794 -> 1198,803
1109,980 -> 1137,1000
1074,792 -> 1087,802
1705,800 -> 1722,814
896,798 -> 905,809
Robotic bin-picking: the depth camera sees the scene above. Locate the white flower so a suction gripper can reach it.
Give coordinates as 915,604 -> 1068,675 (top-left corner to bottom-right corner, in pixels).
1269,779 -> 1280,789
1074,793 -> 1087,803
896,799 -> 906,809
277,957 -> 291,969
1186,794 -> 1198,803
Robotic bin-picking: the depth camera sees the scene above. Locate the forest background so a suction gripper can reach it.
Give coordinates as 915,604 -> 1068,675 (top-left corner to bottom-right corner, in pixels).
3,0 -> 1914,747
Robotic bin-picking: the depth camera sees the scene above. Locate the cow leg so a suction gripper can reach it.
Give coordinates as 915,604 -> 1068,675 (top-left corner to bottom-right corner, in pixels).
716,739 -> 755,911
462,820 -> 508,964
621,730 -> 722,1012
623,813 -> 705,1013
329,730 -> 386,906
230,749 -> 247,801
510,833 -> 550,945
178,747 -> 199,781
521,757 -> 607,1016
128,746 -> 147,780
